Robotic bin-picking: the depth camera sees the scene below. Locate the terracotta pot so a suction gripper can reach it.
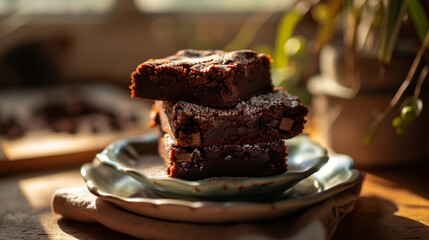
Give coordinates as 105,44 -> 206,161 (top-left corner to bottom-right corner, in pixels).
309,89 -> 429,168
308,46 -> 429,168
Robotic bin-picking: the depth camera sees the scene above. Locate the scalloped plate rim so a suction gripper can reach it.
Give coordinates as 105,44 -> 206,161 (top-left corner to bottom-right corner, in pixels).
95,134 -> 329,195
80,159 -> 364,222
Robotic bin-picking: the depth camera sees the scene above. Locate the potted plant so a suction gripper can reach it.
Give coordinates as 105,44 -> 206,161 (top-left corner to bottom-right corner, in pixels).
280,0 -> 429,167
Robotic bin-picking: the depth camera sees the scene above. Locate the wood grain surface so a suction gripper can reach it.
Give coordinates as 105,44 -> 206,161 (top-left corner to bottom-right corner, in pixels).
333,164 -> 429,239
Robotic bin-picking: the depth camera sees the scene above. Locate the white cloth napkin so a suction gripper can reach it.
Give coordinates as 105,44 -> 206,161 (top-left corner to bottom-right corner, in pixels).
51,177 -> 363,240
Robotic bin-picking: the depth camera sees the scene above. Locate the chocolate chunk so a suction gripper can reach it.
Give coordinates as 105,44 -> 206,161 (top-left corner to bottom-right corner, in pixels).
279,118 -> 294,132
174,152 -> 193,163
181,131 -> 201,146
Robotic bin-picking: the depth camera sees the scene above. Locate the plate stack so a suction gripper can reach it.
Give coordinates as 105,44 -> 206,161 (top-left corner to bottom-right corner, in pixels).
81,49 -> 362,223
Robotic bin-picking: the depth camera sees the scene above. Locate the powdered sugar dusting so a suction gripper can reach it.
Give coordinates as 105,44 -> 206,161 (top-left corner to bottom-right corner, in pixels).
176,90 -> 301,117
146,49 -> 260,71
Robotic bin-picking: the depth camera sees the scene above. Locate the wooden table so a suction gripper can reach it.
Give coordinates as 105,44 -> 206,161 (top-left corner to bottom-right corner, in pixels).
334,164 -> 429,240
1,162 -> 428,239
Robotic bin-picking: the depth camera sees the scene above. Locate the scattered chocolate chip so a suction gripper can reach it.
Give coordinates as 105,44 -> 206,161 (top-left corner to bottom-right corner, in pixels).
49,118 -> 78,134
129,113 -> 139,123
0,117 -> 25,140
108,116 -> 122,131
90,123 -> 99,133
30,92 -> 137,134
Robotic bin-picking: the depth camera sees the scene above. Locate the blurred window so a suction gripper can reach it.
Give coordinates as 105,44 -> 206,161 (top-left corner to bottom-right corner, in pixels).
0,0 -> 115,15
134,0 -> 295,13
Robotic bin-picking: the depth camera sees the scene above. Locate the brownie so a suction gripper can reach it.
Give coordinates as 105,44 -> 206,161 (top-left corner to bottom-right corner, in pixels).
159,134 -> 288,180
152,90 -> 308,147
130,49 -> 273,107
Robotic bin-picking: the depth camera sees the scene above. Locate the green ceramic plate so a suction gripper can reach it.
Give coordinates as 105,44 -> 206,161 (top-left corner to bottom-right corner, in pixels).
81,152 -> 362,223
94,134 -> 329,200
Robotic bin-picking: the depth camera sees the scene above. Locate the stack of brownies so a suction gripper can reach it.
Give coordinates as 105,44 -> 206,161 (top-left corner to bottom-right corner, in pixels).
130,49 -> 308,180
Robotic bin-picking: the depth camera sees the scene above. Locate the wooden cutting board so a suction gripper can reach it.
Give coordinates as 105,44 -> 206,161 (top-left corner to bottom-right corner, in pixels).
0,84 -> 154,175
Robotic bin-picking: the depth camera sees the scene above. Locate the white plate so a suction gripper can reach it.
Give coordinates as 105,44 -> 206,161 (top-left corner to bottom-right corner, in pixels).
95,134 -> 329,200
81,153 -> 363,223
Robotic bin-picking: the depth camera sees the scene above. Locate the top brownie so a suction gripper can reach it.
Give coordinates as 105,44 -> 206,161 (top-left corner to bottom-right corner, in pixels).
130,49 -> 273,107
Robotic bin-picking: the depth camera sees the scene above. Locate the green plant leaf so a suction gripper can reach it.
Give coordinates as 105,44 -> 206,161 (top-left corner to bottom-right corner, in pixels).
314,0 -> 343,52
378,0 -> 407,65
407,0 -> 429,44
400,96 -> 423,117
363,120 -> 378,145
344,0 -> 355,47
273,9 -> 304,70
